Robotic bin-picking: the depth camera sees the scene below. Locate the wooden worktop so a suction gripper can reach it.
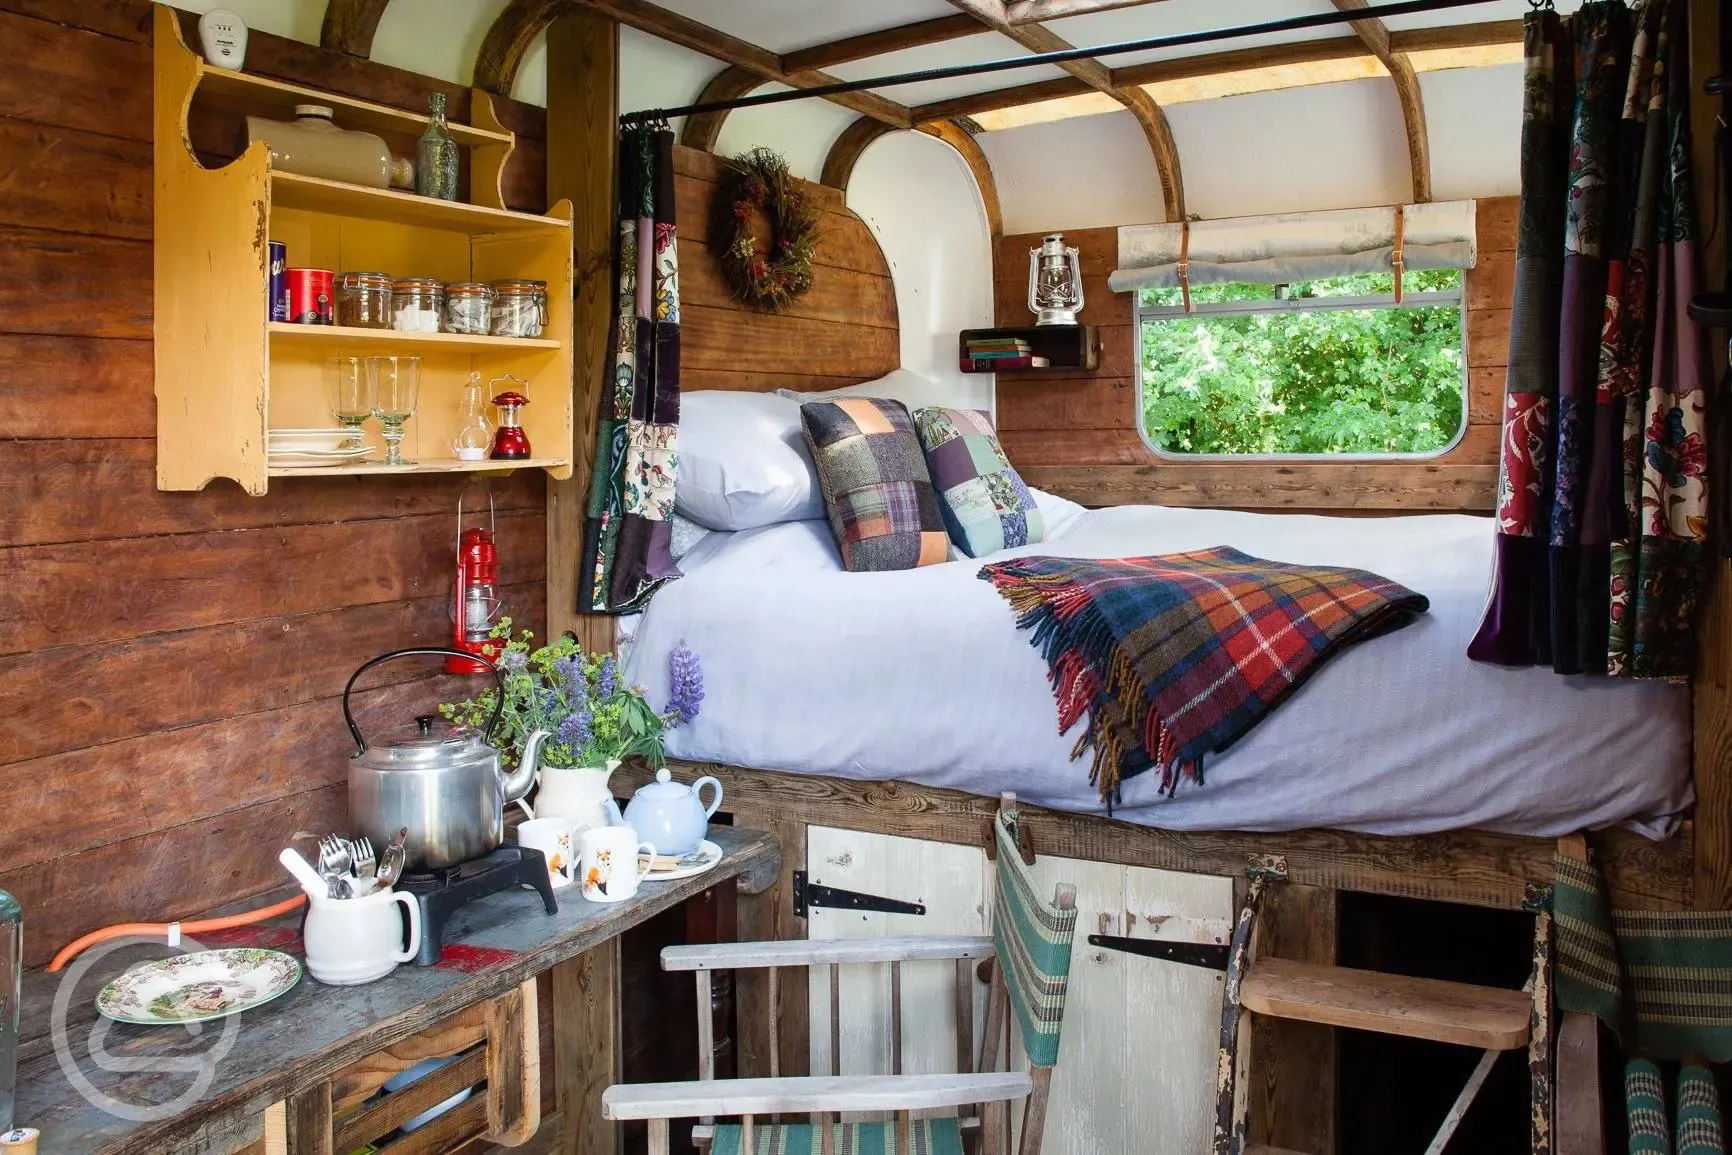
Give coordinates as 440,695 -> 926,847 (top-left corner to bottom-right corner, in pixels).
11,825 -> 778,1153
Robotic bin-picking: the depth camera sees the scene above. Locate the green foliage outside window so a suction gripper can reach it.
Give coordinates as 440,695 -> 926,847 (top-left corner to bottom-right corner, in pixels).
1139,270 -> 1465,455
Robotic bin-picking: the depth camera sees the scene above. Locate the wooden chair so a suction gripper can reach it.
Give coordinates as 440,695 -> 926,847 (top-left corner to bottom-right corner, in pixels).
604,794 -> 1079,1155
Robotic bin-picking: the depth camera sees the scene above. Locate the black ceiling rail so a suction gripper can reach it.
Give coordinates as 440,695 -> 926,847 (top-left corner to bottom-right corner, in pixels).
618,0 -> 1500,126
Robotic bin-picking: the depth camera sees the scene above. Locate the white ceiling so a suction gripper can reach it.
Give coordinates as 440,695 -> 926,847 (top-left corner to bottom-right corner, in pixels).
822,33 -> 1070,108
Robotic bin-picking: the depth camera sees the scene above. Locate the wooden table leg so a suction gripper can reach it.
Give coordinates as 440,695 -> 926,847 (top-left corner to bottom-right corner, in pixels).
553,938 -> 622,1155
284,1082 -> 332,1155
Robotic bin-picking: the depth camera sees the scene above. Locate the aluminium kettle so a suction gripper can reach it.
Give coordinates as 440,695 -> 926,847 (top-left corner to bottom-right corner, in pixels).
344,648 -> 550,870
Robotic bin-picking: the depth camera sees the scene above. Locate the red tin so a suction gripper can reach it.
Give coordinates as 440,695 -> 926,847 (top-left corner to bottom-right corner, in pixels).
286,267 -> 334,325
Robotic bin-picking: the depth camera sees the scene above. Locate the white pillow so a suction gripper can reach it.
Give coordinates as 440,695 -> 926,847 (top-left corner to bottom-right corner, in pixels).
1030,487 -> 1087,540
777,367 -> 953,413
676,391 -> 823,530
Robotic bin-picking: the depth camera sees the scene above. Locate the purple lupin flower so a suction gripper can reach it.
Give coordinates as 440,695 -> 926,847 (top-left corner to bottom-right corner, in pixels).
595,655 -> 618,702
558,708 -> 593,750
666,643 -> 704,725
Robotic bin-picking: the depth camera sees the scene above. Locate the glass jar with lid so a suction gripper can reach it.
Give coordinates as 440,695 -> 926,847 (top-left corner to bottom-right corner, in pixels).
336,271 -> 393,329
391,278 -> 444,333
488,279 -> 548,339
443,282 -> 494,335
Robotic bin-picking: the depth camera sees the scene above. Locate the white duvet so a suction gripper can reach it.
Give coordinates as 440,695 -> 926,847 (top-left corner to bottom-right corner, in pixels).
622,494 -> 1692,839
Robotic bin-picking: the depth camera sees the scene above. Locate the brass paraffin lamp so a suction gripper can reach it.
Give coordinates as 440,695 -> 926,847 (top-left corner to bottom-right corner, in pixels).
1027,233 -> 1084,326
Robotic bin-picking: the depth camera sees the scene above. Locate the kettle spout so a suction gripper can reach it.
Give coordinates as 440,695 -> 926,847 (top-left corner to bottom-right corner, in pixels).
602,797 -> 626,828
503,729 -> 551,804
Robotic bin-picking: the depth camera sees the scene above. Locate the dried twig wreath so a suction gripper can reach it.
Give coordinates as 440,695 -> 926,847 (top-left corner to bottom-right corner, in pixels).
717,147 -> 820,312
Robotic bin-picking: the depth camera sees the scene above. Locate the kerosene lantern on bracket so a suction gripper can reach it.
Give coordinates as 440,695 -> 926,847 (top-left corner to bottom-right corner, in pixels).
1028,233 -> 1084,325
446,485 -> 505,675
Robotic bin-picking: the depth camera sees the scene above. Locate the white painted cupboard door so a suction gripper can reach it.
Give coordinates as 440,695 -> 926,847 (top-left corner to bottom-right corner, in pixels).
805,826 -> 990,1082
804,827 -> 1230,1155
1009,853 -> 1232,1155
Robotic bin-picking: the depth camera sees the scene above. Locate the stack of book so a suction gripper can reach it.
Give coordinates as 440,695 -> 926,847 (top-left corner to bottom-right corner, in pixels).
960,335 -> 1049,372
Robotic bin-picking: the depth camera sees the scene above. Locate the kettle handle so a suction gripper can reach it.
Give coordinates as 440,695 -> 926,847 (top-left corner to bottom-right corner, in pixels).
343,648 -> 505,752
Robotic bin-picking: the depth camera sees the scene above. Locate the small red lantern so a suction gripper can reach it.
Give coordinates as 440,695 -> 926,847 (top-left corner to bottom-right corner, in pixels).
446,486 -> 505,676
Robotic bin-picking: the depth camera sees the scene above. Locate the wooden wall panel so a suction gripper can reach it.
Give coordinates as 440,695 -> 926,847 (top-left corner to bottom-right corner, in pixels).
671,143 -> 899,393
994,199 -> 1517,510
0,1 -> 550,964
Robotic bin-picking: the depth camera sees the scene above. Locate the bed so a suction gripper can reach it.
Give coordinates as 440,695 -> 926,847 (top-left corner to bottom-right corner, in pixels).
621,490 -> 1693,842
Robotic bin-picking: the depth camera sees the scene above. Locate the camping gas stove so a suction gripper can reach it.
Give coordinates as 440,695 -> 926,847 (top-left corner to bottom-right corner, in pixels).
397,845 -> 557,966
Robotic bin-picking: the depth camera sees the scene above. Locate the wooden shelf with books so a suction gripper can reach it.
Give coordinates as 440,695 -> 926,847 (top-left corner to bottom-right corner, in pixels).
957,325 -> 1099,374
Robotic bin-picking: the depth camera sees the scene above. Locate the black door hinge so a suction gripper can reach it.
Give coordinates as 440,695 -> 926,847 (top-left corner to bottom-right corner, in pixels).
793,871 -> 927,919
1087,934 -> 1230,971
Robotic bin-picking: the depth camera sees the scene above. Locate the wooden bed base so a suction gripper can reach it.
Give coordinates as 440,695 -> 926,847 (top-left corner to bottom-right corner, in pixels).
627,760 -> 1695,913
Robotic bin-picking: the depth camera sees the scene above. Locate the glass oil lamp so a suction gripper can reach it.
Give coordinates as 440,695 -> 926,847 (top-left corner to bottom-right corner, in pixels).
489,375 -> 531,460
452,372 -> 493,461
1027,233 -> 1084,326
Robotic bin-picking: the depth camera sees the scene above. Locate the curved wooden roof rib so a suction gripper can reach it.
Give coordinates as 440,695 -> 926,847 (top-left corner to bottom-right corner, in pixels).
943,0 -> 1185,221
820,117 -> 901,189
681,66 -> 763,151
1331,0 -> 1431,202
474,0 -> 569,97
919,120 -> 1005,237
320,0 -> 394,57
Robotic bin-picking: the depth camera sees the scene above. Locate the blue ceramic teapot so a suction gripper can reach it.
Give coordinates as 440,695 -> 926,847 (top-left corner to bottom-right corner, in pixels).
603,768 -> 723,856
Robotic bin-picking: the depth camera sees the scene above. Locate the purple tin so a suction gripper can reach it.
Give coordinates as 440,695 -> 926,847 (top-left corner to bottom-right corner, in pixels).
268,241 -> 289,322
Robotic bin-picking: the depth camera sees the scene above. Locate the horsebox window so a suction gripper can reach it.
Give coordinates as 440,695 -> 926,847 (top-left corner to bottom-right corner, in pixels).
1135,270 -> 1467,458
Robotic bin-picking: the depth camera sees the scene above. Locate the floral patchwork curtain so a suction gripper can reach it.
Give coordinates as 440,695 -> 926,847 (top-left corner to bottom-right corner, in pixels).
1469,0 -> 1710,679
579,125 -> 682,614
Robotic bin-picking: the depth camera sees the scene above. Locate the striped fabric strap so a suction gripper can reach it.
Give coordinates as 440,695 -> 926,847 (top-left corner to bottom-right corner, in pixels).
992,810 -> 1077,1070
1627,1057 -> 1673,1155
1676,1064 -> 1725,1155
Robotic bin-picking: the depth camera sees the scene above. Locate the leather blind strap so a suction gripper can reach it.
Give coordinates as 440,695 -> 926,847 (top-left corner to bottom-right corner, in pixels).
1392,205 -> 1406,305
1178,220 -> 1193,313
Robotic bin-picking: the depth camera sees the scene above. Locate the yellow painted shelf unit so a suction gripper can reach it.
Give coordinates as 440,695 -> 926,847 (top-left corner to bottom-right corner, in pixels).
152,3 -> 575,495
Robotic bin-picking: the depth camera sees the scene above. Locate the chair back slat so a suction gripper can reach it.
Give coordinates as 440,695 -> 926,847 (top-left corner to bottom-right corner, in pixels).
891,961 -> 904,1076
768,966 -> 781,1080
991,805 -> 1078,1071
829,963 -> 842,1077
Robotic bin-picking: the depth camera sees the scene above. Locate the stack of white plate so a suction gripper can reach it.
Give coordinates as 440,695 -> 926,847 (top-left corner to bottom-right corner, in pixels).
267,428 -> 375,468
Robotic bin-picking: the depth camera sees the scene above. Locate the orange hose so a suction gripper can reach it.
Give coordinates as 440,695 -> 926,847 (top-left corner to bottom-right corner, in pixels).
48,894 -> 308,972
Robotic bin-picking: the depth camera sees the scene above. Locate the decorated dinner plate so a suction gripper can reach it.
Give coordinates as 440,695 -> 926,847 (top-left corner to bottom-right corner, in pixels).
638,839 -> 723,882
97,948 -> 302,1025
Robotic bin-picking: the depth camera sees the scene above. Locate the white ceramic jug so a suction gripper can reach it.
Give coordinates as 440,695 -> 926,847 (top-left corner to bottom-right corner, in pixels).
520,759 -> 619,835
303,887 -> 421,986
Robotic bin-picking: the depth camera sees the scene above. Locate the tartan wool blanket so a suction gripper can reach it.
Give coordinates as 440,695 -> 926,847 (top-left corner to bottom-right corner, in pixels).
978,547 -> 1430,805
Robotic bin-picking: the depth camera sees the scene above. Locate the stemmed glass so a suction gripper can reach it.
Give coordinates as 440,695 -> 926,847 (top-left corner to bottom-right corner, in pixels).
325,356 -> 375,436
367,355 -> 420,466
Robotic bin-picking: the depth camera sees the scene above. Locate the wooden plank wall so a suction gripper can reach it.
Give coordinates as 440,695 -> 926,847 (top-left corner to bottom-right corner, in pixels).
0,0 -> 548,966
0,4 -> 898,966
993,198 -> 1517,511
671,144 -> 899,394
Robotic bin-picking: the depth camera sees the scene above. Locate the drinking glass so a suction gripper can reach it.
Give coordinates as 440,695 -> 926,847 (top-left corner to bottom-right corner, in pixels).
325,356 -> 374,432
367,356 -> 420,466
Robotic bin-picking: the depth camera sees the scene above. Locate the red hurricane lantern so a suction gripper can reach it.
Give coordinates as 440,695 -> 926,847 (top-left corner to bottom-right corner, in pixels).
446,486 -> 505,675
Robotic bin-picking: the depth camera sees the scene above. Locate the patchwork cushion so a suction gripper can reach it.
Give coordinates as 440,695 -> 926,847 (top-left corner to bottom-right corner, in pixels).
712,1117 -> 963,1155
912,407 -> 1044,559
800,397 -> 949,572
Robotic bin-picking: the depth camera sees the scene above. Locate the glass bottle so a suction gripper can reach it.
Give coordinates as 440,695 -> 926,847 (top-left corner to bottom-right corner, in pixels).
416,93 -> 459,201
453,372 -> 493,461
0,890 -> 19,1132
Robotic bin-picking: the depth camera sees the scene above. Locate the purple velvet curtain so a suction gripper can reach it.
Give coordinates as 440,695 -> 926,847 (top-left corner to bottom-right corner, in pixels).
1469,0 -> 1710,679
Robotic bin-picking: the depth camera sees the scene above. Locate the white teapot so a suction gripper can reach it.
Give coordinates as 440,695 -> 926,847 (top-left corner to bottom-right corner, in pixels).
602,769 -> 723,857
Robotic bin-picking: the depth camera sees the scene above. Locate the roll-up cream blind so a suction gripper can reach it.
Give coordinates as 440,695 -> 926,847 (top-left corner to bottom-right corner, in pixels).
1107,200 -> 1477,294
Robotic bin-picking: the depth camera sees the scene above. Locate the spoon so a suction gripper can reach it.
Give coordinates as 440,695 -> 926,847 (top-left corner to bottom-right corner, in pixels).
278,847 -> 329,898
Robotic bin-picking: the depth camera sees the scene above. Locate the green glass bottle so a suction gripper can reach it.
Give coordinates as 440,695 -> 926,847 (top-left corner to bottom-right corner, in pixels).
416,92 -> 459,201
0,890 -> 18,1132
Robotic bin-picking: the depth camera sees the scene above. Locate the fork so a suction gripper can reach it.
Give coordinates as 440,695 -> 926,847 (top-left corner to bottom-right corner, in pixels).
317,835 -> 353,877
350,836 -> 376,880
